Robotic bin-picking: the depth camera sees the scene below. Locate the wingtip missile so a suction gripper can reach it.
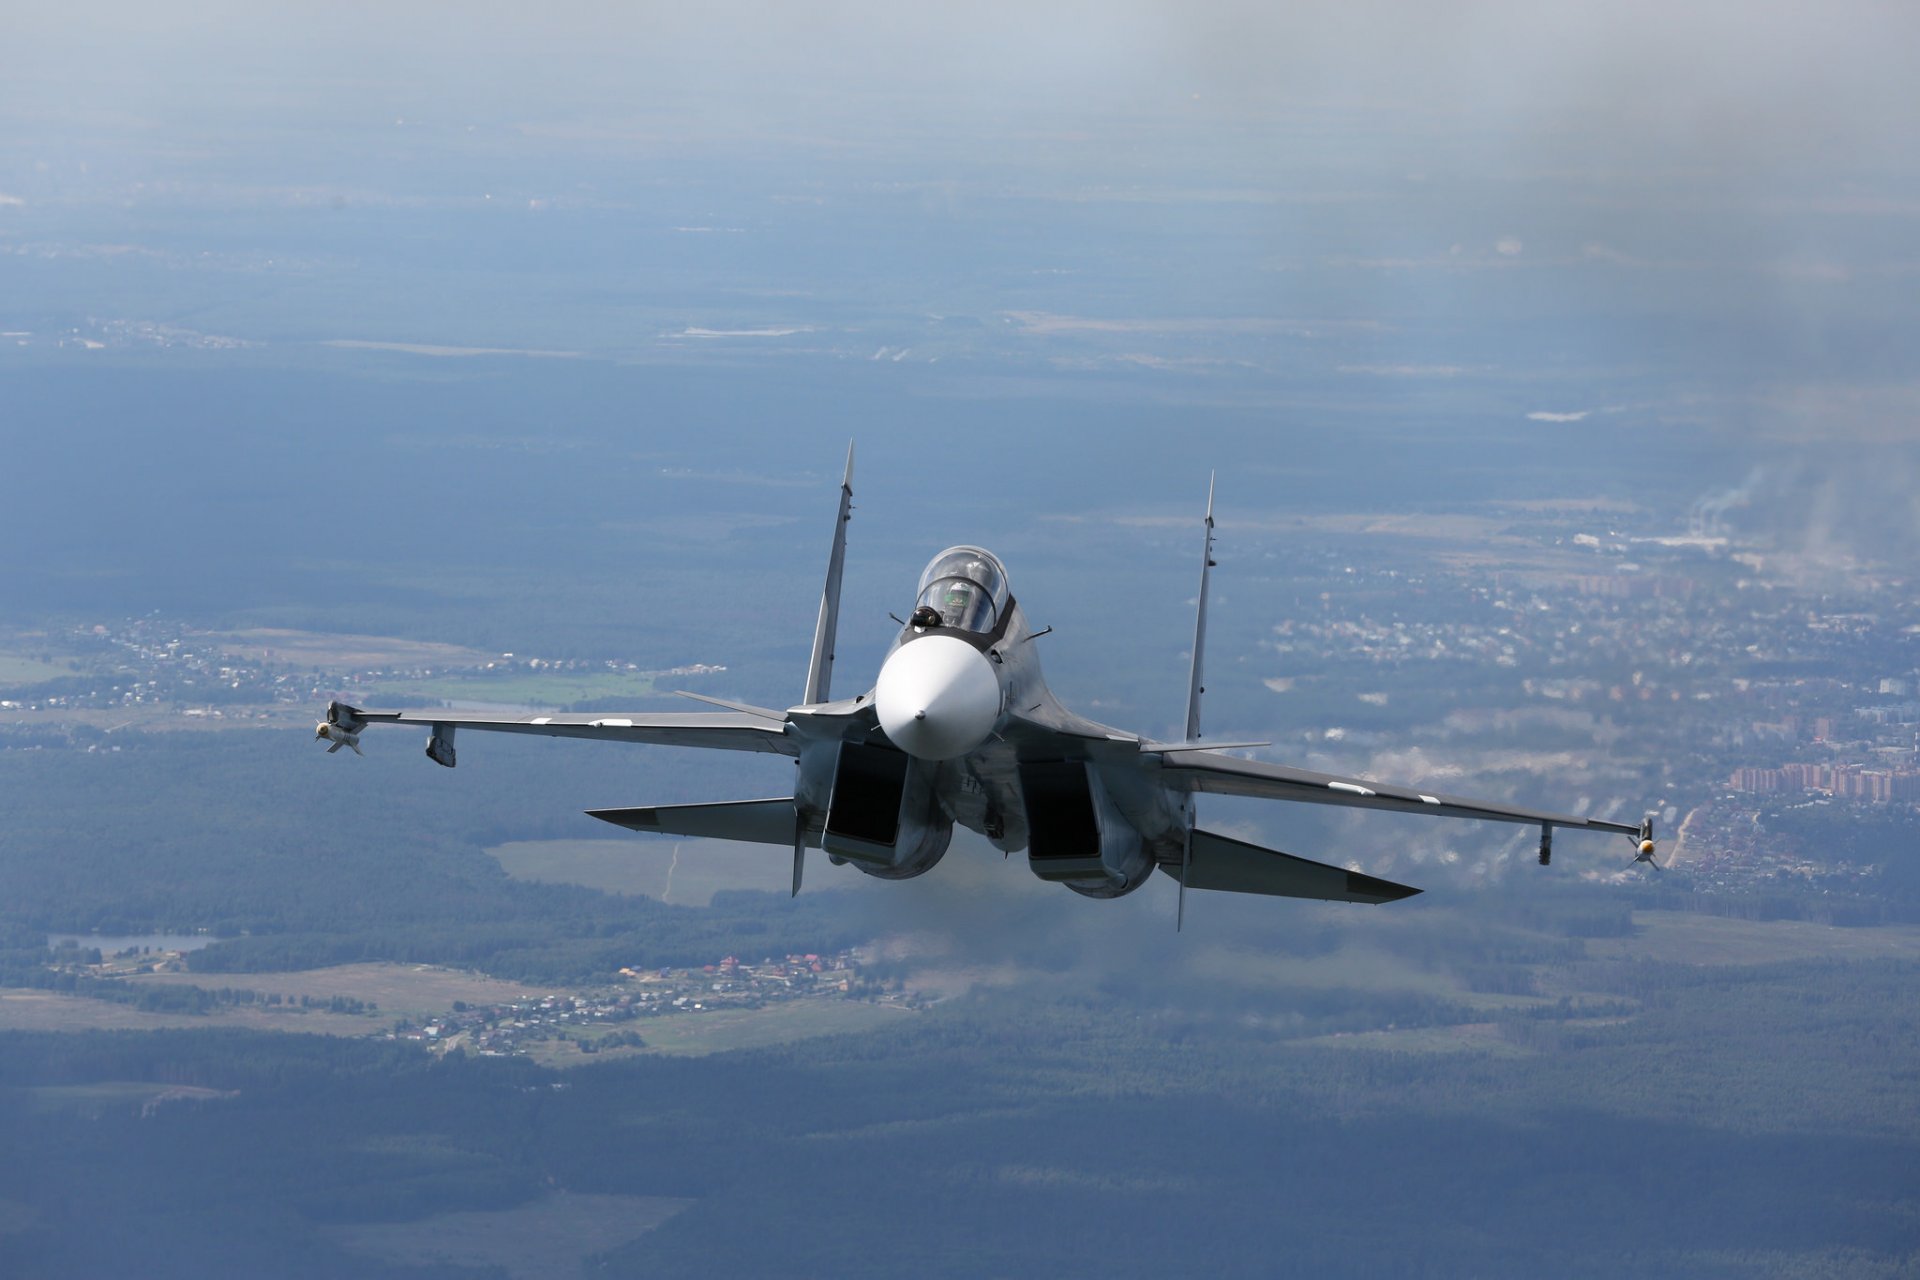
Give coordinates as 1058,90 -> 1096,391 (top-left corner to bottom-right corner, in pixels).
316,722 -> 363,755
1631,813 -> 1658,867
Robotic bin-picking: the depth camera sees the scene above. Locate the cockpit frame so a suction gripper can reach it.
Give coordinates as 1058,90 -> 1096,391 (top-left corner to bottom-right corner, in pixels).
912,546 -> 1012,635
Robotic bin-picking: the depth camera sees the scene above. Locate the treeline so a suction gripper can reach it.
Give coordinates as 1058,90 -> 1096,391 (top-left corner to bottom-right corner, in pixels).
181,890 -> 872,983
0,722 -> 1909,996
1624,877 -> 1920,926
1762,803 -> 1920,902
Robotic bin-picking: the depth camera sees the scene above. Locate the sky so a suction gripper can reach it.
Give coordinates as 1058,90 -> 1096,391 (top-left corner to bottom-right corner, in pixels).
3,1 -> 1917,571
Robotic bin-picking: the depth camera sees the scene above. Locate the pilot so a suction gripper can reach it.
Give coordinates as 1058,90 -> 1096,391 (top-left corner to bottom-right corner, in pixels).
941,583 -> 975,627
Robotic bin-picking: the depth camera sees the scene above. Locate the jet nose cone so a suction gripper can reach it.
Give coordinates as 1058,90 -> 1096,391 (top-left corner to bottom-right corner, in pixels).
875,635 -> 1001,760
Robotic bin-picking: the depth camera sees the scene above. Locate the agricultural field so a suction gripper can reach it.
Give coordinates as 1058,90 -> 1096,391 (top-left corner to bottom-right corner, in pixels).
1298,1021 -> 1528,1055
208,629 -> 491,671
0,651 -> 75,686
325,1191 -> 692,1280
25,1081 -> 236,1117
488,837 -> 800,904
127,962 -> 569,1021
1584,912 -> 1920,966
0,989 -> 374,1036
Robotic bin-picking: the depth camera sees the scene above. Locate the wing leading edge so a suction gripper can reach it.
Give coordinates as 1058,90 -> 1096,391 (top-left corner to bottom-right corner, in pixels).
324,701 -> 795,763
1156,748 -> 1640,837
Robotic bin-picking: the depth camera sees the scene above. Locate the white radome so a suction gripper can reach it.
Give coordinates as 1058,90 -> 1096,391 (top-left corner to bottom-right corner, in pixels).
874,635 -> 1001,760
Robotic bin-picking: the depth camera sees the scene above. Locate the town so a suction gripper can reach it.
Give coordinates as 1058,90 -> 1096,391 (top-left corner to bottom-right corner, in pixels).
0,615 -> 725,722
33,940 -> 917,1063
400,951 -> 915,1060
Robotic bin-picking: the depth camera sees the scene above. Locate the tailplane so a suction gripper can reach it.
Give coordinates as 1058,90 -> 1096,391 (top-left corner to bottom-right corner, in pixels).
588,799 -> 820,899
587,797 -> 811,846
1163,828 -> 1421,905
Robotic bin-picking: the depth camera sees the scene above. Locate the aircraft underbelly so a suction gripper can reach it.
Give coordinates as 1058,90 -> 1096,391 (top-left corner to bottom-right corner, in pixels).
941,741 -> 1029,852
941,711 -> 1188,858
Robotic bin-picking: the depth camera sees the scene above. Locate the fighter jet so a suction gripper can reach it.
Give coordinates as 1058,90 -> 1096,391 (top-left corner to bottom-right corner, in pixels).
319,448 -> 1653,924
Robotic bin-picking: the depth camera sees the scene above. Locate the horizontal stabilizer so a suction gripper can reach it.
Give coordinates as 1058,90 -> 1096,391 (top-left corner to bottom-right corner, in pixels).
1162,828 -> 1420,904
670,689 -> 788,721
587,797 -> 804,847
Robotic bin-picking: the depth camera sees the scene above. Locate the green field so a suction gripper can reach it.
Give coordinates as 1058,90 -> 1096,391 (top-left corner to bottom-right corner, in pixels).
366,671 -> 658,708
210,628 -> 488,671
0,652 -> 75,685
1299,1021 -> 1529,1056
489,837 -> 843,904
26,1081 -> 236,1116
0,964 -> 570,1040
325,1191 -> 691,1279
0,988 -> 378,1036
1586,912 -> 1920,965
128,962 -> 567,1019
599,998 -> 908,1058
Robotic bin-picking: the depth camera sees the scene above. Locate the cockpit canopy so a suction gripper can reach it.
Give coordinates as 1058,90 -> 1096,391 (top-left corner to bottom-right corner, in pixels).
913,546 -> 1011,633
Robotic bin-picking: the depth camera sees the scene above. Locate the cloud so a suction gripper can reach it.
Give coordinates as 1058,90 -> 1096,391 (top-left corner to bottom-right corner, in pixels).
1526,410 -> 1590,422
670,327 -> 808,338
322,340 -> 581,359
1495,236 -> 1524,257
1002,311 -> 1338,337
1337,364 -> 1468,378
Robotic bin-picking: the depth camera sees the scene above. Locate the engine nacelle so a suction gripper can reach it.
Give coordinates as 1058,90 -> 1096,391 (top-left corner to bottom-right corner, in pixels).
1018,760 -> 1153,899
820,741 -> 953,880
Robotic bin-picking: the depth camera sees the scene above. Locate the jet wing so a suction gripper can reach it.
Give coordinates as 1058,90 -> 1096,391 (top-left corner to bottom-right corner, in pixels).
329,702 -> 796,757
1156,749 -> 1639,836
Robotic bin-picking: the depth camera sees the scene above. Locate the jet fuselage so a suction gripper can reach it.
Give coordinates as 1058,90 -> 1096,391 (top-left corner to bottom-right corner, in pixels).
790,545 -> 1186,898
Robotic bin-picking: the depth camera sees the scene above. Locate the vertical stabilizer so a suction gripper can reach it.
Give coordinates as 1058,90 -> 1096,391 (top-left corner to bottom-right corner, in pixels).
803,443 -> 855,706
1183,475 -> 1216,742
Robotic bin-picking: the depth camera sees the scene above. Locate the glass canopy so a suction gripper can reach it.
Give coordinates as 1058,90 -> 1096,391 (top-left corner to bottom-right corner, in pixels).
912,546 -> 1011,633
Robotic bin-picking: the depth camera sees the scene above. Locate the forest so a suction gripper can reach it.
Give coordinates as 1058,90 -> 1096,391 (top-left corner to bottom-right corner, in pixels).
1,654 -> 1915,1278
0,951 -> 1915,1279
0,727 -> 871,981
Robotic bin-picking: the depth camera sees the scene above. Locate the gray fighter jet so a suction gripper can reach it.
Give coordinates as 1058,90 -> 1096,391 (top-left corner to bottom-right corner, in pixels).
319,449 -> 1654,923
